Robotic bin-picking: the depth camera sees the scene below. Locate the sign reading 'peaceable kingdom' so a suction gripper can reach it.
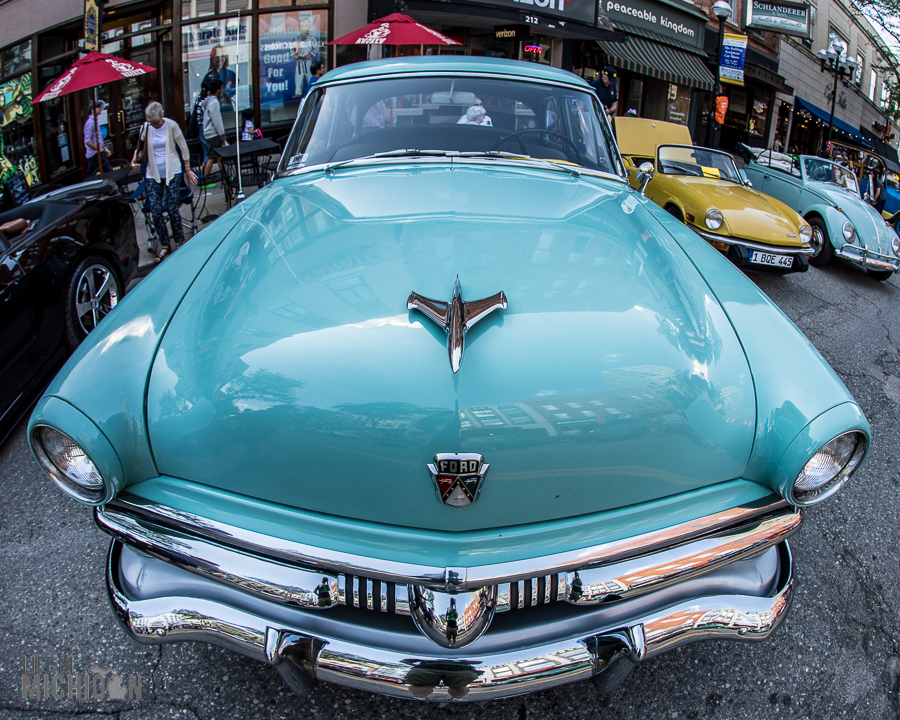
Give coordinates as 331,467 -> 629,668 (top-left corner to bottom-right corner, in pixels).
603,0 -> 705,49
743,0 -> 810,39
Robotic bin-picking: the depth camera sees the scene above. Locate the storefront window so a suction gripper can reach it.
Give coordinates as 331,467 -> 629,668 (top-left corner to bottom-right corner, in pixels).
183,0 -> 252,20
665,83 -> 690,126
132,21 -> 154,47
102,27 -> 125,54
1,41 -> 31,77
623,76 -> 643,118
748,97 -> 767,137
183,16 -> 254,133
521,41 -> 551,65
37,63 -> 74,180
259,10 -> 327,126
0,72 -> 39,187
39,28 -> 79,62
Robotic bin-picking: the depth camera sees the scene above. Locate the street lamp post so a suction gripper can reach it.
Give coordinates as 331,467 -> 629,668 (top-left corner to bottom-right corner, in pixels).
817,39 -> 857,152
707,0 -> 732,148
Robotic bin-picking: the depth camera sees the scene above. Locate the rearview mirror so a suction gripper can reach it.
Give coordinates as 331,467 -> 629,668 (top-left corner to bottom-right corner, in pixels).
637,162 -> 654,195
431,91 -> 477,105
740,170 -> 752,187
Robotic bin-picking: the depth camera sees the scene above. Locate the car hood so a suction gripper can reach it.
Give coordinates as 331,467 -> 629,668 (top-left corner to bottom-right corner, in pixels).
808,181 -> 897,251
147,164 -> 756,531
666,177 -> 805,245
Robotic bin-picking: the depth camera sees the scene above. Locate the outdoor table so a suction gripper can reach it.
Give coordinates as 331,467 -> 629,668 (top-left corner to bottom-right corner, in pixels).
215,139 -> 281,207
89,164 -> 139,191
215,138 -> 281,162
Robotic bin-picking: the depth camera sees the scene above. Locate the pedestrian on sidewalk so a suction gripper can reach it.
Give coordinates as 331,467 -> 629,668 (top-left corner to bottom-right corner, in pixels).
132,101 -> 197,263
202,79 -> 228,179
84,99 -> 112,178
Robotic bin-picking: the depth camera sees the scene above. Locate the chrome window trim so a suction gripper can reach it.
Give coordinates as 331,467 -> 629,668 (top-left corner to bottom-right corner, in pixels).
98,495 -> 794,592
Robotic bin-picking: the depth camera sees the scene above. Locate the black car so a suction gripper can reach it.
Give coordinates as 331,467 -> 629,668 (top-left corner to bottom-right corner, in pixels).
0,179 -> 138,443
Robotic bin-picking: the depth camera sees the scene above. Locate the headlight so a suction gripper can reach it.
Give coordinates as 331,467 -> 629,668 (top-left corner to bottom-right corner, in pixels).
842,221 -> 855,241
799,225 -> 812,244
31,426 -> 105,503
705,209 -> 724,230
892,233 -> 899,256
791,431 -> 867,505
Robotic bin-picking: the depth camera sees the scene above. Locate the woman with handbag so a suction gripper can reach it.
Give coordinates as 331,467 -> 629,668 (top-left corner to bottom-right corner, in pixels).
132,102 -> 198,262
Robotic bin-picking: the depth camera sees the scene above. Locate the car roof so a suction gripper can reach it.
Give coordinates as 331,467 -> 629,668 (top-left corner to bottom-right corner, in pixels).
615,117 -> 693,157
319,56 -> 592,89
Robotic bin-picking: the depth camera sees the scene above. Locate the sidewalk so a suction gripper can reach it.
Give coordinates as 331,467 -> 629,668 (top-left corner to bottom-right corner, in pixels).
131,179 -> 262,288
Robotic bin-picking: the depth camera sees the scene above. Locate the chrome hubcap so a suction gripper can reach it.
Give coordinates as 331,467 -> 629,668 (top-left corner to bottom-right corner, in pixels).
810,227 -> 824,256
75,265 -> 118,334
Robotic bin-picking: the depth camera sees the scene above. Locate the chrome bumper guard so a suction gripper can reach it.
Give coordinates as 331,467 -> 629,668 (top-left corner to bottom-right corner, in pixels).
99,497 -> 799,700
107,541 -> 795,701
693,229 -> 812,255
836,243 -> 900,271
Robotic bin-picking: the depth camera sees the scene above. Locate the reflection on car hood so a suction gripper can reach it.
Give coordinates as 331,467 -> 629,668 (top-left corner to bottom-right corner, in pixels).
809,182 -> 896,250
147,164 -> 756,531
667,177 -> 804,244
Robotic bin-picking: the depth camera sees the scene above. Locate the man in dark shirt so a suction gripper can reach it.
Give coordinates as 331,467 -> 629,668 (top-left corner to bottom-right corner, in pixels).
592,66 -> 618,120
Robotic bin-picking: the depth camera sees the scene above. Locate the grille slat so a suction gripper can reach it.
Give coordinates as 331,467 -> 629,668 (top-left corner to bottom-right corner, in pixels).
339,573 -> 565,614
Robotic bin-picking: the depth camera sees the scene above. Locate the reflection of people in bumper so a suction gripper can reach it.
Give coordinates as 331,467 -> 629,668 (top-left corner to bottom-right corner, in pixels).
316,577 -> 332,607
445,597 -> 458,646
403,660 -> 482,699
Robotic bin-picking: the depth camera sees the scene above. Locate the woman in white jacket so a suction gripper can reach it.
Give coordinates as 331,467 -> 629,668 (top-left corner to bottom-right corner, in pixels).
132,102 -> 197,261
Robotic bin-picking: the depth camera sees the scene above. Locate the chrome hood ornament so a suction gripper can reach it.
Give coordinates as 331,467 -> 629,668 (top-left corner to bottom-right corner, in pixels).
407,277 -> 507,373
428,453 -> 489,507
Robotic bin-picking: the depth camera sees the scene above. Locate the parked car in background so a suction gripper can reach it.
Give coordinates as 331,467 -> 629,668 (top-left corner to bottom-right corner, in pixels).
29,57 -> 870,702
0,179 -> 138,444
740,148 -> 900,280
616,118 -> 812,274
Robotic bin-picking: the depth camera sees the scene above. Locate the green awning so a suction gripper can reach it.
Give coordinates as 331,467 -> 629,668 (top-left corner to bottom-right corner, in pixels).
601,34 -> 716,92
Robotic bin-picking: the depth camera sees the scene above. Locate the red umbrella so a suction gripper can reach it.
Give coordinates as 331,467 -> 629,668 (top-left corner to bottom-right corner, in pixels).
31,51 -> 156,104
328,13 -> 461,46
31,51 -> 157,179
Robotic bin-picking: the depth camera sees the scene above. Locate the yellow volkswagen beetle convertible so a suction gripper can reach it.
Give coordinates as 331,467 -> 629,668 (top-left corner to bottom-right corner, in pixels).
617,118 -> 812,274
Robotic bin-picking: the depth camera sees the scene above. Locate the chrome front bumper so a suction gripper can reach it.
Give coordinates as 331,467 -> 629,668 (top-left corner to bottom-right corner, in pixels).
835,243 -> 900,272
100,497 -> 800,701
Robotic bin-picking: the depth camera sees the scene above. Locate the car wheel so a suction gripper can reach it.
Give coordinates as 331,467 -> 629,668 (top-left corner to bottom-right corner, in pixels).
867,269 -> 893,281
665,205 -> 684,222
65,256 -> 123,349
807,218 -> 833,268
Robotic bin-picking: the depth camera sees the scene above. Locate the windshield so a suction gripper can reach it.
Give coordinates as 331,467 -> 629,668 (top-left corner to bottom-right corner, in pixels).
752,149 -> 799,177
280,76 -> 619,174
803,157 -> 859,192
657,145 -> 742,183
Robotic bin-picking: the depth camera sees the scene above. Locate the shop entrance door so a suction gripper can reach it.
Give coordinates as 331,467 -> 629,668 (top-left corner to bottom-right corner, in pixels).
103,49 -> 158,162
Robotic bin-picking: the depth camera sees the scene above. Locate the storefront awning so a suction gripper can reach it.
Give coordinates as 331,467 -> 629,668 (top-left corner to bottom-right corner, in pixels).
794,97 -> 873,150
860,128 -> 900,174
600,34 -> 715,92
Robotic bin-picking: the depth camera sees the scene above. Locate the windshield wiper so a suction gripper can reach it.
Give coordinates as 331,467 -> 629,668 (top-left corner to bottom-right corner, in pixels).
315,148 -> 618,181
322,149 -> 454,174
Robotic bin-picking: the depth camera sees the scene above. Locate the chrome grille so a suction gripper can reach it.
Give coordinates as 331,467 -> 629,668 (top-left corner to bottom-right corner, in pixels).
341,574 -> 567,616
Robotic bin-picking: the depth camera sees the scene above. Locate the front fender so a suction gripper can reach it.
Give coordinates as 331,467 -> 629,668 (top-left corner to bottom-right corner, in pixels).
641,200 -> 869,498
802,203 -> 847,247
28,208 -> 247,491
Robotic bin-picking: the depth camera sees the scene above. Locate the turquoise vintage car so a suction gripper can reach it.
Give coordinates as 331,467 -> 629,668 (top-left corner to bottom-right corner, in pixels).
741,148 -> 900,280
29,58 -> 870,702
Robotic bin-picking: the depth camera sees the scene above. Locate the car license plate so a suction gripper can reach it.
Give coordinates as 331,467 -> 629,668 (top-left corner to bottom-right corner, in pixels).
750,251 -> 793,268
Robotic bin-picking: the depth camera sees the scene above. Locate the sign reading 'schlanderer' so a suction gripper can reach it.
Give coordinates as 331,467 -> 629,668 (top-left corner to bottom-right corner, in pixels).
743,0 -> 810,39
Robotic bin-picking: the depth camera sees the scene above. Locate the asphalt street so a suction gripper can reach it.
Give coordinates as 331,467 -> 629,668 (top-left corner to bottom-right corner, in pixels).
1,258 -> 899,720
